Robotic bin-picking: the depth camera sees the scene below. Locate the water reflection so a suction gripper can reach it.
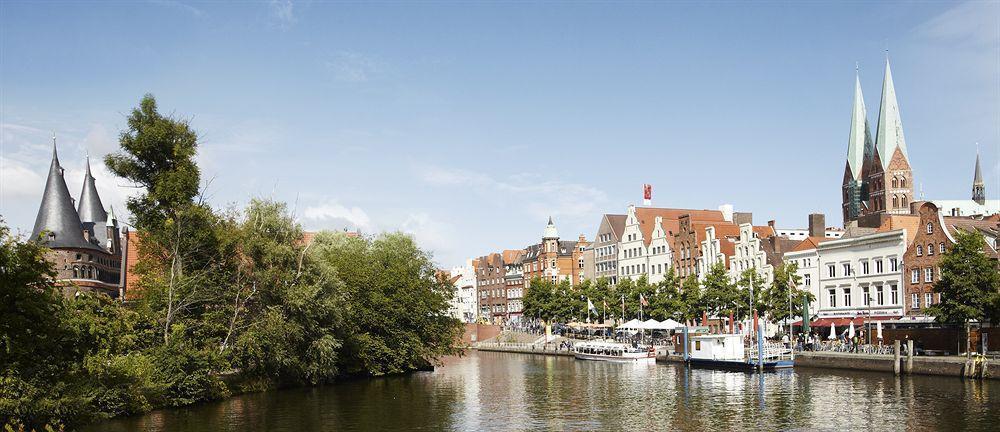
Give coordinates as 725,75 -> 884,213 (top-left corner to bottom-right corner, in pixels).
86,351 -> 1000,431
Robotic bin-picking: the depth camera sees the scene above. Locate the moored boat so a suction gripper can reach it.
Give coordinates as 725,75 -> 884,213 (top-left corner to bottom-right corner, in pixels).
686,333 -> 794,371
573,341 -> 656,362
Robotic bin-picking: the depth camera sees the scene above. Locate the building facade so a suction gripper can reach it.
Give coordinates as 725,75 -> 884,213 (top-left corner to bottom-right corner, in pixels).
903,202 -> 1000,316
448,260 -> 478,323
592,214 -> 625,284
522,217 -> 585,288
865,59 -> 914,218
475,253 -> 507,323
503,249 -> 526,321
813,229 -> 907,322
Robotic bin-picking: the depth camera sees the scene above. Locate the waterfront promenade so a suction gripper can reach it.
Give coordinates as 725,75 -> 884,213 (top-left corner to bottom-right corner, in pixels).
474,331 -> 999,380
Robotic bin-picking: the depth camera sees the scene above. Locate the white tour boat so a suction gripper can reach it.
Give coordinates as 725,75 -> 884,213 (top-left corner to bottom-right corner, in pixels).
573,341 -> 656,363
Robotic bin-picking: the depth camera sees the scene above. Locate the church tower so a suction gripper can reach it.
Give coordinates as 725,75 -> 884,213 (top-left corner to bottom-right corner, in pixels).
842,68 -> 874,225
972,150 -> 986,205
867,58 -> 914,215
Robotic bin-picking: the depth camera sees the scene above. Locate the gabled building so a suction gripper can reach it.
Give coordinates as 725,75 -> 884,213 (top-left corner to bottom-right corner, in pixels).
475,253 -> 506,323
592,214 -> 625,283
673,214 -> 739,281
31,141 -> 123,298
903,202 -> 999,317
616,205 -> 728,283
448,259 -> 478,323
503,249 -> 526,321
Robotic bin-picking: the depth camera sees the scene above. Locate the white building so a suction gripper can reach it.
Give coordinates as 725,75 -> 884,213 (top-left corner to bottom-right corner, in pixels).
618,205 -> 649,281
812,229 -> 907,321
783,237 -> 826,317
448,260 -> 478,323
503,250 -> 525,322
646,216 -> 674,283
729,223 -> 776,285
696,225 -> 731,280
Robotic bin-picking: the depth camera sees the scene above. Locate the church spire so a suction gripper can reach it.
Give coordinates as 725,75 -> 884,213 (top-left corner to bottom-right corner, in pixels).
875,57 -> 908,168
31,137 -> 97,250
846,69 -> 873,181
973,146 -> 986,204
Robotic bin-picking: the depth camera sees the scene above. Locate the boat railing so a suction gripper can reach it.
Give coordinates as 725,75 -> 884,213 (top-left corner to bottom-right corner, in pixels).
746,341 -> 793,362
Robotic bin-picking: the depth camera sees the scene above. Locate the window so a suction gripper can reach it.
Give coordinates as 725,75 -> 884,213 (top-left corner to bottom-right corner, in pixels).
891,286 -> 898,305
875,259 -> 883,273
829,289 -> 837,308
911,269 -> 919,284
924,267 -> 933,283
828,264 -> 836,278
900,177 -> 906,188
892,177 -> 898,188
916,245 -> 923,256
911,293 -> 919,309
940,243 -> 946,254
862,260 -> 870,275
843,263 -> 851,276
890,258 -> 898,272
877,286 -> 884,305
804,274 -> 811,287
892,195 -> 899,208
863,287 -> 870,306
843,288 -> 852,307
926,223 -> 933,234
925,292 -> 933,307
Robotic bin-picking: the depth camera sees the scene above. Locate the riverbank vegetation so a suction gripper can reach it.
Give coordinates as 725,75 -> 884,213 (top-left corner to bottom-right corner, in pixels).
0,95 -> 461,429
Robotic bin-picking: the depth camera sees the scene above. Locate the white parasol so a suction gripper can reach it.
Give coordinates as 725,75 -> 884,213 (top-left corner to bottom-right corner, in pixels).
877,321 -> 883,340
828,322 -> 836,340
848,321 -> 856,339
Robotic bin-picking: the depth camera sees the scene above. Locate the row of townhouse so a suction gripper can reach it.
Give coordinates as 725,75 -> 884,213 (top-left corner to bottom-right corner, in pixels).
445,217 -> 589,324
785,203 -> 999,331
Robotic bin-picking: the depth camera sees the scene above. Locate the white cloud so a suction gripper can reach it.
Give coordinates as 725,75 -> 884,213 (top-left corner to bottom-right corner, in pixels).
325,51 -> 380,83
400,212 -> 457,260
909,1 -> 999,80
81,124 -> 118,157
416,165 -> 608,221
0,156 -> 45,200
268,0 -> 296,29
301,201 -> 372,230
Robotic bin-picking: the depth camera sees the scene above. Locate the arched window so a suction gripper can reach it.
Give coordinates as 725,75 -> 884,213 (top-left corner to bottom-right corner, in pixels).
900,177 -> 906,188
916,245 -> 923,256
926,223 -> 933,234
901,195 -> 908,207
927,244 -> 934,256
940,242 -> 946,254
892,177 -> 898,188
892,195 -> 898,208
72,266 -> 78,278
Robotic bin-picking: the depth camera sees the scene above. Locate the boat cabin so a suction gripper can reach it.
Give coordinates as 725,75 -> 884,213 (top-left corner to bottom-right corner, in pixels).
689,334 -> 744,361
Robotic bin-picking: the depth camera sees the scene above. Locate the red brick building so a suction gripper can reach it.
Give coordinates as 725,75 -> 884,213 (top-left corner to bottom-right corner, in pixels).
903,202 -> 1000,316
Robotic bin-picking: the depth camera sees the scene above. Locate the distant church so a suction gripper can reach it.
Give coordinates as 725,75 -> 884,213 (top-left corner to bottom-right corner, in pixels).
841,59 -> 996,225
31,138 -> 123,298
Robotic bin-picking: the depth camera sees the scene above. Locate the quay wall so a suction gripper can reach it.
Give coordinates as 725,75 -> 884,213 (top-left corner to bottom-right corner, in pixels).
795,352 -> 999,379
474,344 -> 574,357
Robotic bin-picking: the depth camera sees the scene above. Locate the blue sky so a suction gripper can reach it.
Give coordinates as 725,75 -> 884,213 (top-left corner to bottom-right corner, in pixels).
1,1 -> 998,267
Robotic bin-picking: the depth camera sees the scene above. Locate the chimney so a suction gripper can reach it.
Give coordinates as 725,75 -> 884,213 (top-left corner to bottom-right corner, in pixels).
733,212 -> 753,225
767,220 -> 776,229
808,214 -> 825,238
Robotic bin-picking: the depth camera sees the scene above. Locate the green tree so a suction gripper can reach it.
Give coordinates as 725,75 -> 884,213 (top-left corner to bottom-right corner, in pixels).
736,267 -> 768,320
766,262 -> 814,329
309,232 -> 462,376
652,268 -> 685,321
679,276 -> 702,323
928,230 -> 1000,353
702,262 -> 739,329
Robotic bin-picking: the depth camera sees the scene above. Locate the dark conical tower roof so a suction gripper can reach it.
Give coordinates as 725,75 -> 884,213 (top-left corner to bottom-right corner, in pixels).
77,156 -> 107,224
31,140 -> 101,251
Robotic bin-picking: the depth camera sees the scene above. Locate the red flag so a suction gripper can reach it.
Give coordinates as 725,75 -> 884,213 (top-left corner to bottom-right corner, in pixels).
640,293 -> 649,307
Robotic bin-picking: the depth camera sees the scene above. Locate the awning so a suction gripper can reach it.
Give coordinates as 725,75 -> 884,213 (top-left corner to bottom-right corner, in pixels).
792,316 -> 900,327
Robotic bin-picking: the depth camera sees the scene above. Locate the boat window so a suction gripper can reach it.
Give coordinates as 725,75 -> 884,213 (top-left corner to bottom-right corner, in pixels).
695,341 -> 701,350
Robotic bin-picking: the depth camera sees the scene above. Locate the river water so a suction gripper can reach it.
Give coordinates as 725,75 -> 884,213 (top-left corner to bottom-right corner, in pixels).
85,350 -> 1000,431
